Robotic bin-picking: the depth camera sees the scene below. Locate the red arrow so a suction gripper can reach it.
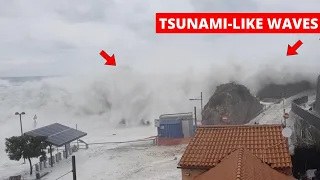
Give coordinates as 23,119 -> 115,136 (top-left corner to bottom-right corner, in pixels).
287,40 -> 303,56
100,50 -> 116,66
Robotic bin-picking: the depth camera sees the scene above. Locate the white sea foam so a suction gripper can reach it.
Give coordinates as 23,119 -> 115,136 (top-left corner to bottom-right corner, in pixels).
0,69 -> 215,164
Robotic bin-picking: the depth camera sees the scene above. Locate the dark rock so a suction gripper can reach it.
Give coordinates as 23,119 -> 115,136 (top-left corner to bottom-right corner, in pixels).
257,81 -> 312,100
140,119 -> 151,126
202,82 -> 263,125
314,75 -> 320,114
9,175 -> 22,180
119,118 -> 126,125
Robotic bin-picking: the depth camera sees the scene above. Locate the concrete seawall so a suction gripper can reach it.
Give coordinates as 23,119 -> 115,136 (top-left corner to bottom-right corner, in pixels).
291,96 -> 320,129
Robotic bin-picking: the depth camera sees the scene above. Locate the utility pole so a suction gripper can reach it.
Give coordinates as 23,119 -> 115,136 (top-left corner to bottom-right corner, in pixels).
200,92 -> 203,120
189,92 -> 203,120
194,106 -> 197,129
281,78 -> 286,127
72,156 -> 77,180
282,86 -> 286,127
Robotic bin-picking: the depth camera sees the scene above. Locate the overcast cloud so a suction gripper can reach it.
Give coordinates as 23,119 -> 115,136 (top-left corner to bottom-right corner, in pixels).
0,0 -> 320,77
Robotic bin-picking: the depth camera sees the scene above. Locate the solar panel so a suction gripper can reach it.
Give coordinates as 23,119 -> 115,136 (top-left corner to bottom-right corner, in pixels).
24,123 -> 87,147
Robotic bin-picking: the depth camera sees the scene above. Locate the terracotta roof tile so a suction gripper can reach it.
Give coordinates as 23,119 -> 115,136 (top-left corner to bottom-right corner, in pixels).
178,124 -> 292,169
193,147 -> 296,180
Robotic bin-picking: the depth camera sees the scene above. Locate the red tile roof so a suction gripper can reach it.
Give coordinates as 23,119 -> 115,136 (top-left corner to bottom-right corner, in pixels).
178,124 -> 292,169
193,147 -> 296,180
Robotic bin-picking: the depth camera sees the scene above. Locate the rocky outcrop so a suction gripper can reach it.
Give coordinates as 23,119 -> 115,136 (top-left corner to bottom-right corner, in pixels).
257,81 -> 312,101
315,75 -> 320,114
202,82 -> 263,125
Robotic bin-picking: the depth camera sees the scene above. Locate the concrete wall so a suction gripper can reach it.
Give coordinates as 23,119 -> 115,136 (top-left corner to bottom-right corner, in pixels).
181,119 -> 193,138
156,137 -> 191,146
292,96 -> 320,130
291,96 -> 320,146
181,169 -> 206,180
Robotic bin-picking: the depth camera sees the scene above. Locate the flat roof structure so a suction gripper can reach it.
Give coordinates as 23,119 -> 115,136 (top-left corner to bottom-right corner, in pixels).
24,123 -> 87,147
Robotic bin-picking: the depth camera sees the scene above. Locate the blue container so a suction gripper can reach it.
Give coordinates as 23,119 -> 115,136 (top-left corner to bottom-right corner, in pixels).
157,120 -> 184,138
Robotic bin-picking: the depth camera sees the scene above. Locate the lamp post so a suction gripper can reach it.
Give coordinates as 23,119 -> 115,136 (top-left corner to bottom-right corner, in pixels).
15,112 -> 25,135
15,112 -> 26,164
281,78 -> 286,127
189,92 -> 203,120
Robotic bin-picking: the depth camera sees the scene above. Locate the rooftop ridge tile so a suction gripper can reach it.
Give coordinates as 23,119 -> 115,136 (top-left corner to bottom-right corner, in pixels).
236,147 -> 244,180
192,147 -> 296,180
197,124 -> 282,128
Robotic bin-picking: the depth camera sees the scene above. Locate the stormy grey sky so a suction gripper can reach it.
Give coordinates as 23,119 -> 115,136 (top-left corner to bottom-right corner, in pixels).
0,0 -> 320,77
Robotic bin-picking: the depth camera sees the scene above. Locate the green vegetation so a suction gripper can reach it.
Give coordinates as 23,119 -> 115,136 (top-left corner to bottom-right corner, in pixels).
5,135 -> 49,175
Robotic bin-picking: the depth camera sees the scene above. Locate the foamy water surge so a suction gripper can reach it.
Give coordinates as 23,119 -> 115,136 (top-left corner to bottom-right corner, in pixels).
0,69 -> 211,165
1,67 -> 313,171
